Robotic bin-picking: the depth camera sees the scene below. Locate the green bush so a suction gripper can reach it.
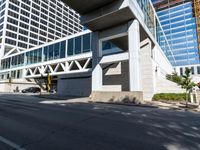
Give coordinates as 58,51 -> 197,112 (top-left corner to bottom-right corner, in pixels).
152,93 -> 189,101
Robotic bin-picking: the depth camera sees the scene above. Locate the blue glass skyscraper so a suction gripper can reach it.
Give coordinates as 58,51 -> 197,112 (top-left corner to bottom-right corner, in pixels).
152,0 -> 199,66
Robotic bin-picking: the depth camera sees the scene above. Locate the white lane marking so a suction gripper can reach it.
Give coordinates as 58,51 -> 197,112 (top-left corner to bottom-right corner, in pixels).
0,136 -> 26,150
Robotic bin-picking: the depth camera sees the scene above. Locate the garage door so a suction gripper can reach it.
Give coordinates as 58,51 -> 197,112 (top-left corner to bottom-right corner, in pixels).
57,75 -> 91,97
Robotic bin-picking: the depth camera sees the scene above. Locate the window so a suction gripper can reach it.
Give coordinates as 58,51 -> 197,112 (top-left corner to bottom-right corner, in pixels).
31,14 -> 39,22
38,48 -> 42,62
9,4 -> 19,12
21,9 -> 30,17
60,41 -> 66,58
75,36 -> 81,54
67,38 -> 73,56
197,66 -> 200,74
6,31 -> 17,39
21,3 -> 30,11
54,43 -> 60,59
29,39 -> 38,45
30,27 -> 38,33
20,22 -> 29,29
5,38 -> 16,45
7,17 -> 18,25
180,68 -> 183,76
8,10 -> 19,19
7,24 -> 18,32
20,16 -> 29,23
191,67 -> 194,75
83,33 -> 91,52
48,44 -> 54,60
19,29 -> 28,35
44,46 -> 48,61
18,35 -> 28,42
18,42 -> 27,48
10,0 -> 20,5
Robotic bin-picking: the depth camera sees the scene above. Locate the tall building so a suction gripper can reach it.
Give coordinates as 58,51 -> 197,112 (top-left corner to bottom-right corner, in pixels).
0,0 -> 82,58
152,0 -> 200,66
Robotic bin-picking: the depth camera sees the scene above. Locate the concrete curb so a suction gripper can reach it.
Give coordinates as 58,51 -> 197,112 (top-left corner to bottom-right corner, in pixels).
89,101 -> 200,113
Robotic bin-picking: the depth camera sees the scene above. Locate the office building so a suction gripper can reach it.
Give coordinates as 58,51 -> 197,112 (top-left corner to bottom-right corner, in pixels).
152,0 -> 200,66
0,0 -> 82,59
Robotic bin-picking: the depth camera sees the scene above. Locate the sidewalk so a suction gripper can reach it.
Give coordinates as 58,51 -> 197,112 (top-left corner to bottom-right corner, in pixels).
145,101 -> 200,112
37,94 -> 90,104
35,93 -> 200,112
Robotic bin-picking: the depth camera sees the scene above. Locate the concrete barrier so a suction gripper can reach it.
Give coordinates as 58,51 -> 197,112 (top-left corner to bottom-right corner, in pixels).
91,91 -> 143,104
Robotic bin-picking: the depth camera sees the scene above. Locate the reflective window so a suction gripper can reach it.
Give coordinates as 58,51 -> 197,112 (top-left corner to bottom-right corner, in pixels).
44,47 -> 48,61
83,33 -> 91,52
197,66 -> 200,74
75,36 -> 81,54
54,43 -> 60,59
67,33 -> 91,56
67,39 -> 74,56
1,33 -> 91,70
49,44 -> 54,60
60,41 -> 66,58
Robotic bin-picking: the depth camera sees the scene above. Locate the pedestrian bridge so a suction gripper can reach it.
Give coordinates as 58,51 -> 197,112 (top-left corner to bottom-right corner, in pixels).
0,30 -> 125,79
0,31 -> 93,79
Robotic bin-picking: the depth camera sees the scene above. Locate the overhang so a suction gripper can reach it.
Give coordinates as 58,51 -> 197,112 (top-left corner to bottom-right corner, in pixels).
82,7 -> 134,31
62,0 -> 115,15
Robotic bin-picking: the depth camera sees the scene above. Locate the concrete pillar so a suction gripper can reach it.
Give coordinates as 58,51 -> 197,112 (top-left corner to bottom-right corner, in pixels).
128,20 -> 141,91
194,66 -> 198,75
22,69 -> 26,78
92,32 -> 102,91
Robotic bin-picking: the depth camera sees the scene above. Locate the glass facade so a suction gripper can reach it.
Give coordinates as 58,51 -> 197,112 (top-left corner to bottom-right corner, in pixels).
152,1 -> 199,66
1,33 -> 91,70
136,0 -> 176,65
67,33 -> 91,56
136,0 -> 155,36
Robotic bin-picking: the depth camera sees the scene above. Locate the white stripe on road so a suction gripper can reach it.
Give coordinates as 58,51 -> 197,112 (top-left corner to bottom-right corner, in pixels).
0,136 -> 26,150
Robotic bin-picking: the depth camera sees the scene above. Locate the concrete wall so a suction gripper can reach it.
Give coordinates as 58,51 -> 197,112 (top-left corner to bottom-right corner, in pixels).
102,61 -> 129,91
140,39 -> 156,101
153,45 -> 174,77
139,38 -> 184,100
57,72 -> 91,97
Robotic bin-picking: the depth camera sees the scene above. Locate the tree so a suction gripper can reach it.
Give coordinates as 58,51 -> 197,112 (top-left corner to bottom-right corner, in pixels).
166,68 -> 196,107
166,72 -> 182,84
179,68 -> 196,107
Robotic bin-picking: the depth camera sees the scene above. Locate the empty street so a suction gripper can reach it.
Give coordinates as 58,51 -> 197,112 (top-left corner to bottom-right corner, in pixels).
0,94 -> 199,150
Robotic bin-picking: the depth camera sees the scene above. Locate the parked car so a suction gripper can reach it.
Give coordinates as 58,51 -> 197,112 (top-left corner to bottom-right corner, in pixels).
22,87 -> 41,93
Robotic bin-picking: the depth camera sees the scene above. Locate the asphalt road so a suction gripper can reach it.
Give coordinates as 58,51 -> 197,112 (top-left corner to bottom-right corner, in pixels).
0,94 -> 199,150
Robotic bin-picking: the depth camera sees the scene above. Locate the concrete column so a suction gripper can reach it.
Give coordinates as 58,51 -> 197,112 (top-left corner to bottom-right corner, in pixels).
22,69 -> 26,78
92,32 -> 102,91
128,20 -> 141,91
194,66 -> 198,75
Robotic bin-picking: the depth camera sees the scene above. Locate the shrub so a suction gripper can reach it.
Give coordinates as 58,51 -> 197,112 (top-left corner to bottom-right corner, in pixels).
152,93 -> 189,101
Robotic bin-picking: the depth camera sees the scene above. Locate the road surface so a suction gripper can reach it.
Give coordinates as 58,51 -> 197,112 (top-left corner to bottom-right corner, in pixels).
0,94 -> 199,150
